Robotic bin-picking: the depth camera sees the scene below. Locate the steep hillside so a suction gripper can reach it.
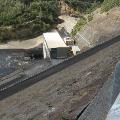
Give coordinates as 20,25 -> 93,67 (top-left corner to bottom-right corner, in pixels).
64,0 -> 103,13
75,7 -> 120,49
0,0 -> 59,43
69,0 -> 120,36
67,0 -> 120,49
0,0 -> 119,43
102,0 -> 120,11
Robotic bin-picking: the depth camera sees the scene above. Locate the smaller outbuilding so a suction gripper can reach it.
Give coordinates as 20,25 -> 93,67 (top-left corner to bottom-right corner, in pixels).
71,46 -> 80,55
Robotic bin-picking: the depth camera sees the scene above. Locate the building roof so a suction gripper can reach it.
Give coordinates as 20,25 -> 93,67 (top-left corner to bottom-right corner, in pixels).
43,32 -> 67,48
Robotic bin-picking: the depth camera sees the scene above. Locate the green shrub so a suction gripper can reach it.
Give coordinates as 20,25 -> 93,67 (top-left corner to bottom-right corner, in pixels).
71,16 -> 87,36
101,0 -> 120,12
0,28 -> 14,43
65,0 -> 103,13
88,14 -> 93,22
85,1 -> 102,14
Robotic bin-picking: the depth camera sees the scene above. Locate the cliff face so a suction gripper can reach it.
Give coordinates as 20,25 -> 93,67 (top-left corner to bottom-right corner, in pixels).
75,7 -> 120,49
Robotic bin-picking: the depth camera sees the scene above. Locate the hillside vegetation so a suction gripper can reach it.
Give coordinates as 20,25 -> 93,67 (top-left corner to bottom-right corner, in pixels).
102,0 -> 120,11
0,0 -> 59,42
0,0 -> 120,43
64,0 -> 104,13
65,0 -> 120,13
68,0 -> 120,36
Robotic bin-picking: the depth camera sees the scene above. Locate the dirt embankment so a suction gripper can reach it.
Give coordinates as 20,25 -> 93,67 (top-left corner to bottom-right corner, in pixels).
75,7 -> 120,49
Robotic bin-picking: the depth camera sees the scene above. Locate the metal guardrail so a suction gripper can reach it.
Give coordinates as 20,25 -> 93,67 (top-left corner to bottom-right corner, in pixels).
0,35 -> 120,100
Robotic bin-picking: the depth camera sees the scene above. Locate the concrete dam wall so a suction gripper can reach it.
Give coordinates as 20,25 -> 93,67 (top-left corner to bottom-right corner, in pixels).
0,35 -> 120,120
0,35 -> 120,100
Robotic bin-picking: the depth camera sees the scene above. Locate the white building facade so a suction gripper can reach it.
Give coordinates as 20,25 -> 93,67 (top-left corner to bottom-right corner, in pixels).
43,32 -> 72,59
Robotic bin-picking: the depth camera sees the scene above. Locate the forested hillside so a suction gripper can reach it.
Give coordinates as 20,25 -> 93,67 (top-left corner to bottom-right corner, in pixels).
0,0 -> 120,43
65,0 -> 120,13
64,0 -> 120,36
64,0 -> 103,13
0,0 -> 59,42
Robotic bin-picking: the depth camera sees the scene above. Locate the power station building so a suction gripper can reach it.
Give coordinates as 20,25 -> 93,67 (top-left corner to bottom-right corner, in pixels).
43,32 -> 73,59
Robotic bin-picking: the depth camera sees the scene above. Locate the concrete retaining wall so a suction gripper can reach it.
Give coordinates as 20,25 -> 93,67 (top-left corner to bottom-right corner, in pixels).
78,78 -> 113,120
78,62 -> 120,120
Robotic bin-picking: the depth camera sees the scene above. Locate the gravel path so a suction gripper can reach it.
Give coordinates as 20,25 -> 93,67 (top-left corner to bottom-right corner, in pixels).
0,35 -> 43,49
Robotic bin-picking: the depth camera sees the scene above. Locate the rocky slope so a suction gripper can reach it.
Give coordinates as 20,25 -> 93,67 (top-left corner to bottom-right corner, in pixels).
75,7 -> 120,49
